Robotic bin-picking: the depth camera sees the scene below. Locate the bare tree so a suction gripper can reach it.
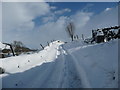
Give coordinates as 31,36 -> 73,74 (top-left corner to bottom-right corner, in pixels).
66,22 -> 75,41
12,41 -> 24,49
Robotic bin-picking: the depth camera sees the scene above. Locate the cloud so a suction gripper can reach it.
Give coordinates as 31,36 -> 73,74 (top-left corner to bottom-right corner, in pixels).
41,8 -> 71,23
30,11 -> 93,48
3,2 -> 50,31
77,6 -> 118,38
10,16 -> 68,48
42,16 -> 54,23
82,3 -> 94,12
2,2 -> 118,49
37,16 -> 68,42
71,11 -> 93,30
50,6 -> 57,10
104,8 -> 112,11
54,8 -> 71,15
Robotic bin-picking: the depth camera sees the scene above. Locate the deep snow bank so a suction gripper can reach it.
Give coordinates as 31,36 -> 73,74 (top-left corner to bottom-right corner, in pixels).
1,41 -> 64,75
63,39 -> 118,88
0,39 -> 118,88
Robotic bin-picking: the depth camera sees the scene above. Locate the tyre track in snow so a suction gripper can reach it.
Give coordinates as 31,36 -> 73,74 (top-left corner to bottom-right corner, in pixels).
41,58 -> 64,88
57,45 -> 83,88
37,46 -> 68,88
57,46 -> 69,88
23,44 -> 64,88
25,60 -> 58,88
3,42 -> 90,88
61,45 -> 91,88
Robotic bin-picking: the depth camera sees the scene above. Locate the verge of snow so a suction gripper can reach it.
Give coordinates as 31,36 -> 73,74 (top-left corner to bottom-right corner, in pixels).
0,39 -> 118,88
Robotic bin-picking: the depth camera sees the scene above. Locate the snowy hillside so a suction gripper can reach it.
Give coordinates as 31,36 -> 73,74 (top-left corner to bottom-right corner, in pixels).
0,39 -> 118,88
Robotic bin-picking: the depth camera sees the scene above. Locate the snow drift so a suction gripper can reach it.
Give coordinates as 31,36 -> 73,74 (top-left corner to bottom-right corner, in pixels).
0,39 -> 119,88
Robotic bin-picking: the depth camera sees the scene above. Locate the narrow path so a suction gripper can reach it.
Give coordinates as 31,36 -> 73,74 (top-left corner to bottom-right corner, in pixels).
61,45 -> 91,88
2,42 -> 90,88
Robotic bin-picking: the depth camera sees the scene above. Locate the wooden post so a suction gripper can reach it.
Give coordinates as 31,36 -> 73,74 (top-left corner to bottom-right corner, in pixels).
40,44 -> 44,49
47,42 -> 49,46
82,34 -> 84,40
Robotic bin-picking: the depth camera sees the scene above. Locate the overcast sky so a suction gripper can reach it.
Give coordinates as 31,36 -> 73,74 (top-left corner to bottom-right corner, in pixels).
2,2 -> 118,49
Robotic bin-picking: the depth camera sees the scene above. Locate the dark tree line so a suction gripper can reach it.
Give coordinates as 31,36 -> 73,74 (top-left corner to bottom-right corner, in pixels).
1,41 -> 35,58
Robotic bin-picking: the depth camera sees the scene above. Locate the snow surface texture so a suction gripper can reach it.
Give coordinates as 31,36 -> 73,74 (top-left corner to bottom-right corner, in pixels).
0,40 -> 118,88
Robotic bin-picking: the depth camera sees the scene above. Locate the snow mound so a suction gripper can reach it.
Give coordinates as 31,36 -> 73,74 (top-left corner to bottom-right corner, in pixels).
0,39 -> 118,88
63,39 -> 118,88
